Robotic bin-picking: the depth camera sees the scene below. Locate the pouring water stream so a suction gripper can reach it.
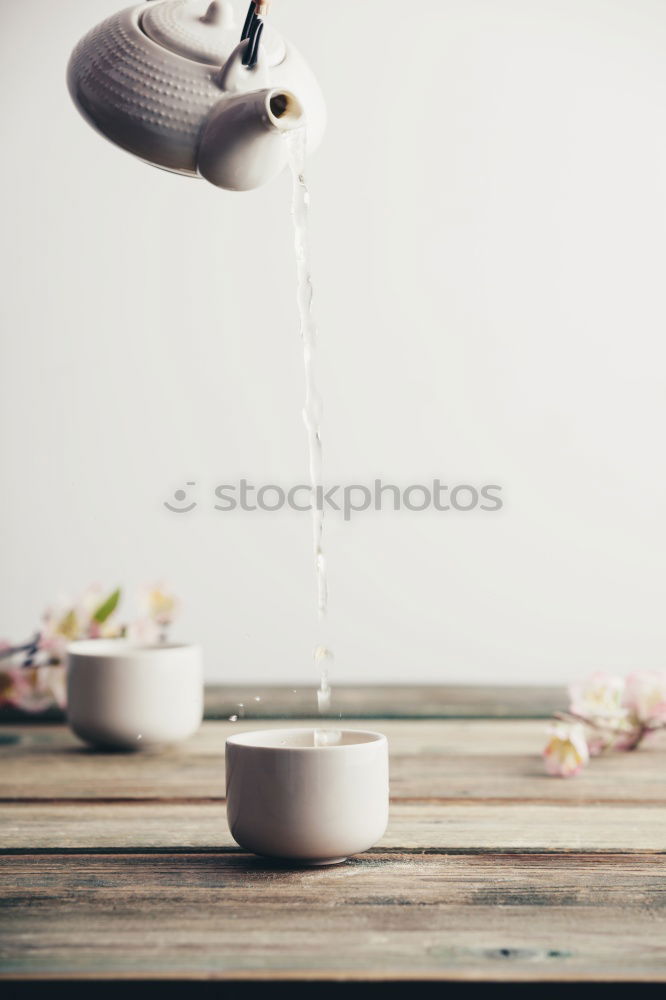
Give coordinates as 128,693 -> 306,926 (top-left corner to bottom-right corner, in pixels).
285,127 -> 334,733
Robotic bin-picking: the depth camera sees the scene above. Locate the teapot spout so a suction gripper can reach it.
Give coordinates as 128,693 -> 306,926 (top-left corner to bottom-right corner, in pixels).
197,88 -> 304,191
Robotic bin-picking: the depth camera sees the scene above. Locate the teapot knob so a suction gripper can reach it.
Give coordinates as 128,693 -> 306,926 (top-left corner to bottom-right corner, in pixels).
201,1 -> 235,26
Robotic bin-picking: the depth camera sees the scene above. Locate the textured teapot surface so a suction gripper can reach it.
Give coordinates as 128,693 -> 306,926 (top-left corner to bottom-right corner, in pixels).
141,0 -> 285,65
68,0 -> 326,190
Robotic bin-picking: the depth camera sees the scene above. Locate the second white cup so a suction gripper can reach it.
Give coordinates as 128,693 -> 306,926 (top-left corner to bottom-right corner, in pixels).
67,639 -> 203,750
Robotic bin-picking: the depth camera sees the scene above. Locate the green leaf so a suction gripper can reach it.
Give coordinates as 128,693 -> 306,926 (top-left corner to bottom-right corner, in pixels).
93,588 -> 121,624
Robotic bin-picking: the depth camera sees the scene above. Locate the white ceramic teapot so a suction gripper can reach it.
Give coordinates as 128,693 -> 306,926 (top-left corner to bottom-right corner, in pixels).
67,0 -> 326,190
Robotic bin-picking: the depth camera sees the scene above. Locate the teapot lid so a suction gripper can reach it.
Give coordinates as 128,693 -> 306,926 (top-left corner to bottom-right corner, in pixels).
142,0 -> 286,67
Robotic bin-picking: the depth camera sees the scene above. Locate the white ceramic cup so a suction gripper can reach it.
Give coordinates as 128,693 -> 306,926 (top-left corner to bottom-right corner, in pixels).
226,728 -> 389,865
67,639 -> 203,750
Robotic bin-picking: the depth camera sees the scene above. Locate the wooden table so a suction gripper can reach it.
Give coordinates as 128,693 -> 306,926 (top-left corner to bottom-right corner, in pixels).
2,704 -> 666,986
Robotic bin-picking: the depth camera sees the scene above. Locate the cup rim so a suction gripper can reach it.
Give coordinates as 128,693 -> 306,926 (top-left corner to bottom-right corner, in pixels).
226,727 -> 387,751
67,639 -> 199,658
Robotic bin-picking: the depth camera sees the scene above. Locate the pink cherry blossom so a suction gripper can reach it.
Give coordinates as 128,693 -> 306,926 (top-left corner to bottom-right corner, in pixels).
39,596 -> 81,660
141,584 -> 179,627
2,583 -> 181,714
1,664 -> 66,713
0,665 -> 32,708
585,734 -> 610,757
568,673 -> 628,726
623,671 -> 666,727
543,722 -> 589,777
125,617 -> 161,646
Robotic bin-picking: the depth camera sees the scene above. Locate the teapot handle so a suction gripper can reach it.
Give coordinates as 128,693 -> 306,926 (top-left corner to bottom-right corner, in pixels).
240,1 -> 269,68
217,38 -> 269,92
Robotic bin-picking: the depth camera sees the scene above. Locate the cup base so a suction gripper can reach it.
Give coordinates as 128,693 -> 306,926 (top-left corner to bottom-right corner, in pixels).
249,852 -> 349,866
301,857 -> 348,866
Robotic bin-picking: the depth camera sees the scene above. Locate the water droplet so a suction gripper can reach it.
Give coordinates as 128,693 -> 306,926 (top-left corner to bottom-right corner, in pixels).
317,685 -> 331,713
228,714 -> 238,722
315,729 -> 341,747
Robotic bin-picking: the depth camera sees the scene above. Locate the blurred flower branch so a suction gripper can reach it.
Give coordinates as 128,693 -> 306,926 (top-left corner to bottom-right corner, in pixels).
0,584 -> 179,714
543,672 -> 666,777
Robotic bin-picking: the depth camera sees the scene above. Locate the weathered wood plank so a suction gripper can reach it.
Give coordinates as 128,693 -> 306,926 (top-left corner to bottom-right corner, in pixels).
1,801 -> 665,852
1,721 -> 664,804
0,718 -> 555,758
204,684 -> 566,719
1,853 -> 665,980
0,684 -> 566,725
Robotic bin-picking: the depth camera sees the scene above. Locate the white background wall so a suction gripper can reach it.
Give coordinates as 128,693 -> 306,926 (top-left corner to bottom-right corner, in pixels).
1,0 -> 666,688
